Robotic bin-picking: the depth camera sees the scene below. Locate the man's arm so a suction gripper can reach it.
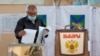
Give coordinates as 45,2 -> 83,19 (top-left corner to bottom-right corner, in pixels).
14,19 -> 25,42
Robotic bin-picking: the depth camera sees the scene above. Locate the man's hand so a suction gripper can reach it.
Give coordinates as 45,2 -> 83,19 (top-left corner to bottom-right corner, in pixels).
18,30 -> 26,37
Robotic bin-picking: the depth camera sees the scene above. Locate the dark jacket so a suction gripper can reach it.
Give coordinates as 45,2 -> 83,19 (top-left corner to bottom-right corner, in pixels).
14,16 -> 45,43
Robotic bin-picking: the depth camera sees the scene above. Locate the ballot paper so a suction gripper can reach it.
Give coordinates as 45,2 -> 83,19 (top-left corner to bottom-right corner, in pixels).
36,26 -> 45,43
21,29 -> 37,44
36,26 -> 51,43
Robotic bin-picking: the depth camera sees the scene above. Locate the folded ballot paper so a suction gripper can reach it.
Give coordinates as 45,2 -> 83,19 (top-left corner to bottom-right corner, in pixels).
21,26 -> 51,44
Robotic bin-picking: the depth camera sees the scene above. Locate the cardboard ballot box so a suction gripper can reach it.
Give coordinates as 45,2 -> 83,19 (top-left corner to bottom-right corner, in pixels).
55,29 -> 89,56
8,44 -> 44,56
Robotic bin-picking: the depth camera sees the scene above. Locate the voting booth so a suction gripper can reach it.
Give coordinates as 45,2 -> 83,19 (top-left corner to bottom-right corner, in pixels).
55,29 -> 89,56
8,44 -> 45,56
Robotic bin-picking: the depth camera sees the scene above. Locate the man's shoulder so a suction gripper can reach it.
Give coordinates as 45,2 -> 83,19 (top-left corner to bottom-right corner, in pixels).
19,16 -> 27,20
18,16 -> 27,22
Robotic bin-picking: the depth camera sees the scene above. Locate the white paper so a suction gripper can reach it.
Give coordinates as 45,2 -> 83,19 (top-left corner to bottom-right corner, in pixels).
36,26 -> 51,43
36,26 -> 45,43
21,29 -> 37,44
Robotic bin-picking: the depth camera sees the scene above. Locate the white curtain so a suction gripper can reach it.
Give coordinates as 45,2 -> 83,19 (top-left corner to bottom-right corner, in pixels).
56,6 -> 93,39
37,6 -> 56,56
92,7 -> 100,56
56,6 -> 93,55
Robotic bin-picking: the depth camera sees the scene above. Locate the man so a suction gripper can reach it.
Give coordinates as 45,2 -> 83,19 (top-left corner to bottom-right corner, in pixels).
14,5 -> 47,43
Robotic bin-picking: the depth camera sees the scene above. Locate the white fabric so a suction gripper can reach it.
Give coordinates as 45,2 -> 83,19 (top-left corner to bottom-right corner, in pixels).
92,8 -> 100,56
56,6 -> 93,53
37,6 -> 56,56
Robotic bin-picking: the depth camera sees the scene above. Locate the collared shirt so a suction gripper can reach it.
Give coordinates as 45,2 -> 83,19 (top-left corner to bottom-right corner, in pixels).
14,16 -> 45,43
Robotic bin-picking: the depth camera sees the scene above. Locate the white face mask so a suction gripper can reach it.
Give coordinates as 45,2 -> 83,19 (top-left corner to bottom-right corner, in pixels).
28,16 -> 36,21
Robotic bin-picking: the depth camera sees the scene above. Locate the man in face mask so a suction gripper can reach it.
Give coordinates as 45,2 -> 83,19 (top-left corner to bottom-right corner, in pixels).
14,5 -> 46,43
27,5 -> 37,21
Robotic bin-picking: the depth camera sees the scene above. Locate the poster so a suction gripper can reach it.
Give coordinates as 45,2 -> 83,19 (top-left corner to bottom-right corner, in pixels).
59,32 -> 84,55
70,15 -> 85,29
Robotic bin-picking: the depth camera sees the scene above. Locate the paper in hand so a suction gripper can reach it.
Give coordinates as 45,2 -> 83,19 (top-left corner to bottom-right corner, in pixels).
36,26 -> 51,43
36,26 -> 45,43
21,29 -> 37,44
